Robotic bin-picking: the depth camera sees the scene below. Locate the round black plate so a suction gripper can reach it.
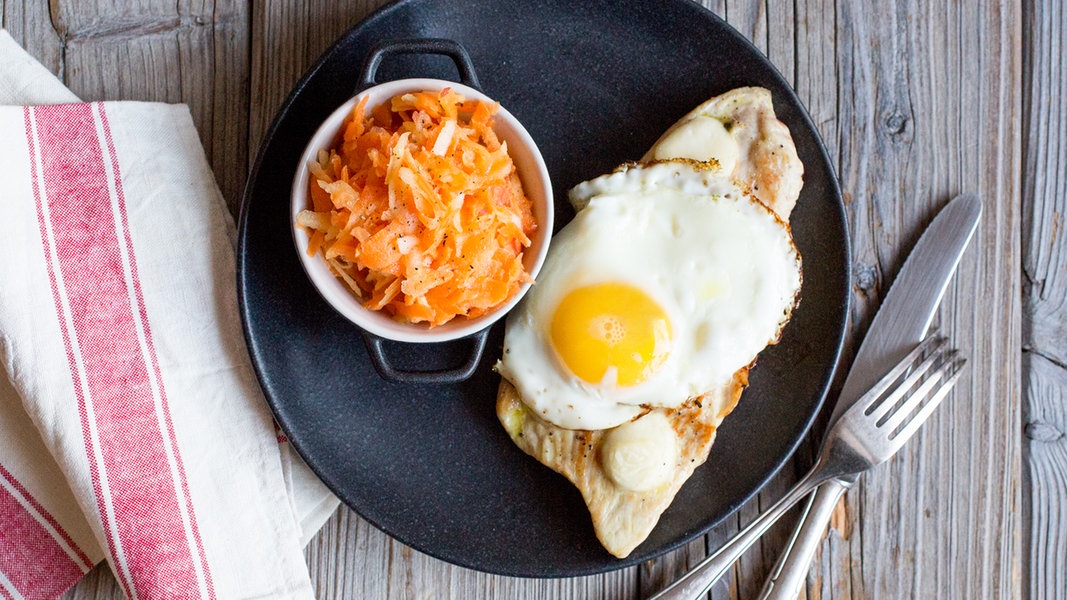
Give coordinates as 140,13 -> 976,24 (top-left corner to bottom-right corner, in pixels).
237,0 -> 849,578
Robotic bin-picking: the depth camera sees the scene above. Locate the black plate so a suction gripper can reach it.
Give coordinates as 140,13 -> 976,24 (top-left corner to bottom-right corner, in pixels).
237,0 -> 849,577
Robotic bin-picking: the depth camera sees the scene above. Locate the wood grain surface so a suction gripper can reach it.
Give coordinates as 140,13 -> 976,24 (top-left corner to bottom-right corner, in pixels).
1022,1 -> 1067,599
1,0 -> 1058,598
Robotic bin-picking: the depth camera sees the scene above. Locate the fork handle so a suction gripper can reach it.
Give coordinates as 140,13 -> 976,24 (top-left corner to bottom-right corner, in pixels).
647,470 -> 821,600
757,479 -> 849,599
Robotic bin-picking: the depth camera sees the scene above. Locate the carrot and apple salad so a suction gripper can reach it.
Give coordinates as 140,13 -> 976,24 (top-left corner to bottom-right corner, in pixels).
296,88 -> 538,327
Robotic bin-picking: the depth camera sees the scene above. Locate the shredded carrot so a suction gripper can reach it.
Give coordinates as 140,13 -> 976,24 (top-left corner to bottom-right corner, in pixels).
296,88 -> 538,327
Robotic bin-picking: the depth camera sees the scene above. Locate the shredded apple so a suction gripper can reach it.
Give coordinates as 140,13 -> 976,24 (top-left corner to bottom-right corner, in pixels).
297,89 -> 538,327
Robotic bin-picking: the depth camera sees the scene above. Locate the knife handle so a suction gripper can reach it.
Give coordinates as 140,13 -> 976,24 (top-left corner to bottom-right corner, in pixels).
757,479 -> 848,600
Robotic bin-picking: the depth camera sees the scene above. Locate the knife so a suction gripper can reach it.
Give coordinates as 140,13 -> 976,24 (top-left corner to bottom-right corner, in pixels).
757,193 -> 982,600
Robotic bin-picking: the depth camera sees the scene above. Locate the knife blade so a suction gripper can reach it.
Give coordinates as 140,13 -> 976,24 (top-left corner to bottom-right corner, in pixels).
757,193 -> 982,600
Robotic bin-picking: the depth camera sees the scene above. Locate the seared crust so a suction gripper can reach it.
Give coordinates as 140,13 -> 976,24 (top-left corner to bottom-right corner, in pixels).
643,87 -> 803,220
496,368 -> 748,558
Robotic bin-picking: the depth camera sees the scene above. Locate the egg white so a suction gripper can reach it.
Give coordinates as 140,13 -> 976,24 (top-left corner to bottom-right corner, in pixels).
497,161 -> 801,431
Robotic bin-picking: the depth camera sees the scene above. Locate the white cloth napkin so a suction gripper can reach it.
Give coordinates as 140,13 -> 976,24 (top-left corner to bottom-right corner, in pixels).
0,30 -> 338,599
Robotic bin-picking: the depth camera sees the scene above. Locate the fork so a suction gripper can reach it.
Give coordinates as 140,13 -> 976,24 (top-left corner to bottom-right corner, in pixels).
647,334 -> 965,600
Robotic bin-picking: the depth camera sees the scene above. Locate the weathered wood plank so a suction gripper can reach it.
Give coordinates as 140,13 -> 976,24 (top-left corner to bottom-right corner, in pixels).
793,0 -> 849,593
734,3 -> 811,598
1022,0 -> 1067,598
802,1 -> 1023,598
827,1 -> 930,596
1024,356 -> 1067,600
304,507 -> 639,600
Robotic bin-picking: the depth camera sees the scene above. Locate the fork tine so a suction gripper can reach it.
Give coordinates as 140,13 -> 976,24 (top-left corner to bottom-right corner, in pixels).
859,334 -> 945,414
866,344 -> 950,423
879,350 -> 959,433
885,359 -> 965,455
866,333 -> 951,418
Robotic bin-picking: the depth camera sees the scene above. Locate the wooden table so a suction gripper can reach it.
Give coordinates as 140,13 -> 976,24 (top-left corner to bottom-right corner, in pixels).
3,0 -> 1060,597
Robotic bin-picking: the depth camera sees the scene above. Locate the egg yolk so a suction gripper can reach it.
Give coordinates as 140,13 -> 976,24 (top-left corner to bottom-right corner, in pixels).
549,283 -> 672,386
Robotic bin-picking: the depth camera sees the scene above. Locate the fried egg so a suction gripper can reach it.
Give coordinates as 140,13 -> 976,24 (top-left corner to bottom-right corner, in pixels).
495,160 -> 801,431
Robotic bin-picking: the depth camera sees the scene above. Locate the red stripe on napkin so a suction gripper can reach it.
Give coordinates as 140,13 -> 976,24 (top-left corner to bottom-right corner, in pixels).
0,464 -> 88,600
24,103 -> 216,600
96,105 -> 218,600
273,421 -> 289,443
0,463 -> 92,570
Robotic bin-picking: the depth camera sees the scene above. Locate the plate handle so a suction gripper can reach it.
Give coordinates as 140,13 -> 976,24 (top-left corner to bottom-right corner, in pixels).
362,329 -> 490,384
358,38 -> 482,92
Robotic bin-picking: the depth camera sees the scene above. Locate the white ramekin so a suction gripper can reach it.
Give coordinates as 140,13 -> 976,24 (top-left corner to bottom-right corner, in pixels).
291,78 -> 553,343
